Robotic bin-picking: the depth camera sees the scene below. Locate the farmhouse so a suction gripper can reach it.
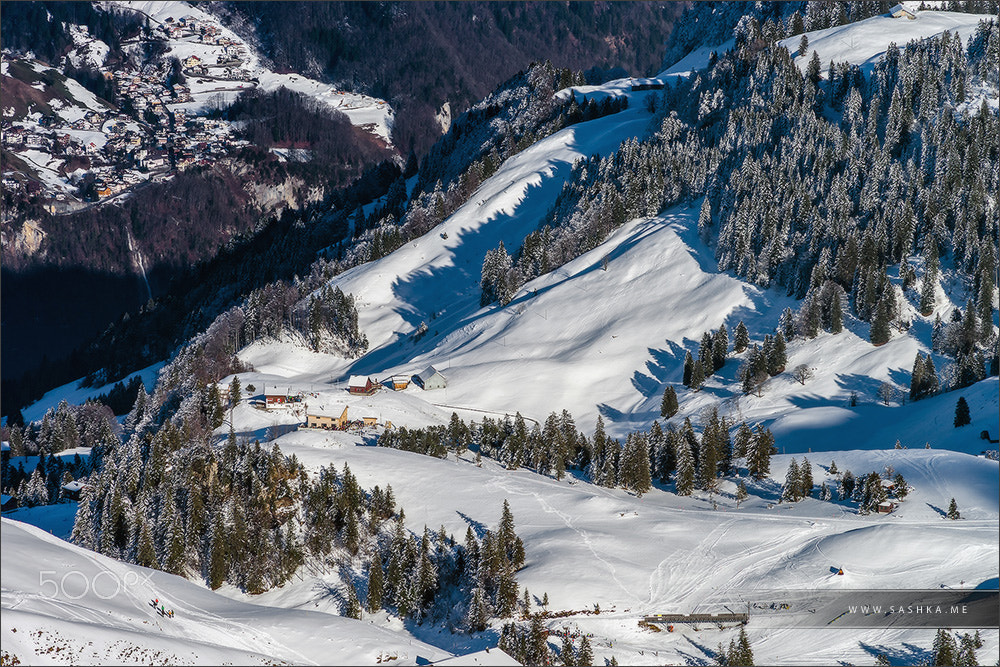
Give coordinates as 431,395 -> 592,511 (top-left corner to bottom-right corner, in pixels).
306,406 -> 350,430
889,4 -> 916,19
348,375 -> 377,395
413,366 -> 447,391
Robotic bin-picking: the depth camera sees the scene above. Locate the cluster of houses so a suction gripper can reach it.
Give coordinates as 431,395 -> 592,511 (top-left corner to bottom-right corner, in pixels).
346,366 -> 448,395
236,367 -> 448,434
2,9 -> 258,206
1,48 -> 248,205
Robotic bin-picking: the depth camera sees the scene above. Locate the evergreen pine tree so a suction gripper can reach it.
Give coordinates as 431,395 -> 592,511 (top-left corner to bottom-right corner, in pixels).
870,293 -> 892,346
933,629 -> 957,666
919,241 -> 939,316
748,426 -> 773,480
465,586 -> 492,632
807,50 -> 822,83
660,386 -> 679,418
947,497 -> 960,520
345,582 -> 362,619
734,627 -> 754,666
909,353 -> 926,401
713,325 -> 729,371
699,332 -> 715,375
734,321 -> 750,353
577,635 -> 593,667
829,288 -> 844,334
954,397 -> 971,427
956,632 -> 978,667
783,458 -> 801,502
683,351 -> 695,386
366,559 -> 384,614
768,331 -> 787,376
690,359 -> 706,391
800,458 -> 814,498
560,633 -> 576,666
135,519 -> 157,569
675,438 -> 696,496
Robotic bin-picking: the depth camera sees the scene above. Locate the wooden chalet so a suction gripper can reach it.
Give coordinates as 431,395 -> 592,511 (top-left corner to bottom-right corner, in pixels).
362,416 -> 378,427
348,375 -> 377,395
877,500 -> 896,514
306,406 -> 350,430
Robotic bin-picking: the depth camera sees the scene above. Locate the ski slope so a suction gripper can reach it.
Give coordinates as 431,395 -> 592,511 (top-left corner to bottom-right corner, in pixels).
0,519 -> 455,666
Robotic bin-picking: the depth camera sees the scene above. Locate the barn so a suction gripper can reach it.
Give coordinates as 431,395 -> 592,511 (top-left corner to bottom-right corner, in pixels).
61,480 -> 92,501
389,375 -> 411,391
413,366 -> 447,390
348,375 -> 377,395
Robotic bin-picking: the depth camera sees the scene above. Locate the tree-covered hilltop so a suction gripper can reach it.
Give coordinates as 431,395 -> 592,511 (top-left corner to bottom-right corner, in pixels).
477,17 -> 998,383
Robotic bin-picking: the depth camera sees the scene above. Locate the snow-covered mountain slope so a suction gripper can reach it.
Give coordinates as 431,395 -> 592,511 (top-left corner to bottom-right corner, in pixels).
779,9 -> 994,76
114,1 -> 394,141
235,423 -> 998,666
0,519 -> 454,666
240,195 -> 994,445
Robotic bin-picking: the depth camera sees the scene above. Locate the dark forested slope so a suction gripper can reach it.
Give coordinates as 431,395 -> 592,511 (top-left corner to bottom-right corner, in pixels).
213,1 -> 687,154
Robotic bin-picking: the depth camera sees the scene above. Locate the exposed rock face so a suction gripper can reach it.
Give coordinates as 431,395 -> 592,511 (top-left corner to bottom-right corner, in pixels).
2,218 -> 48,261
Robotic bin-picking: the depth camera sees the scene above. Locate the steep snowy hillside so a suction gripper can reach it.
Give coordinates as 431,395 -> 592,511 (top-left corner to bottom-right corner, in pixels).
0,519 -> 456,665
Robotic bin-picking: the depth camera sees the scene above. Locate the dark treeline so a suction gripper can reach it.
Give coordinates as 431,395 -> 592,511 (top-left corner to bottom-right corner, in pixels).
220,87 -> 390,177
215,1 -> 686,154
0,2 -> 142,67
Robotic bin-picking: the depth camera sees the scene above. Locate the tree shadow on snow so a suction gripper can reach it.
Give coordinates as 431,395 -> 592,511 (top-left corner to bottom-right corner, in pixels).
858,640 -> 932,666
926,502 -> 947,518
456,510 -> 488,539
631,339 -> 696,400
672,635 -> 718,666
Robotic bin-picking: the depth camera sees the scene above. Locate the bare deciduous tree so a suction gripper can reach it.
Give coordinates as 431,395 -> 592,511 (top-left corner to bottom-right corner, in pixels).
792,364 -> 814,385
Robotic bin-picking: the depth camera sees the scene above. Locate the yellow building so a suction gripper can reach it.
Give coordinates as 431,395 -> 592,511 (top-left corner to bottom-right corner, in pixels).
306,406 -> 349,429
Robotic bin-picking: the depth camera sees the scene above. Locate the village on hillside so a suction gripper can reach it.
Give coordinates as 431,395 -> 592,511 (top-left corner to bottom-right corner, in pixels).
220,366 -> 451,435
0,12 -> 260,213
